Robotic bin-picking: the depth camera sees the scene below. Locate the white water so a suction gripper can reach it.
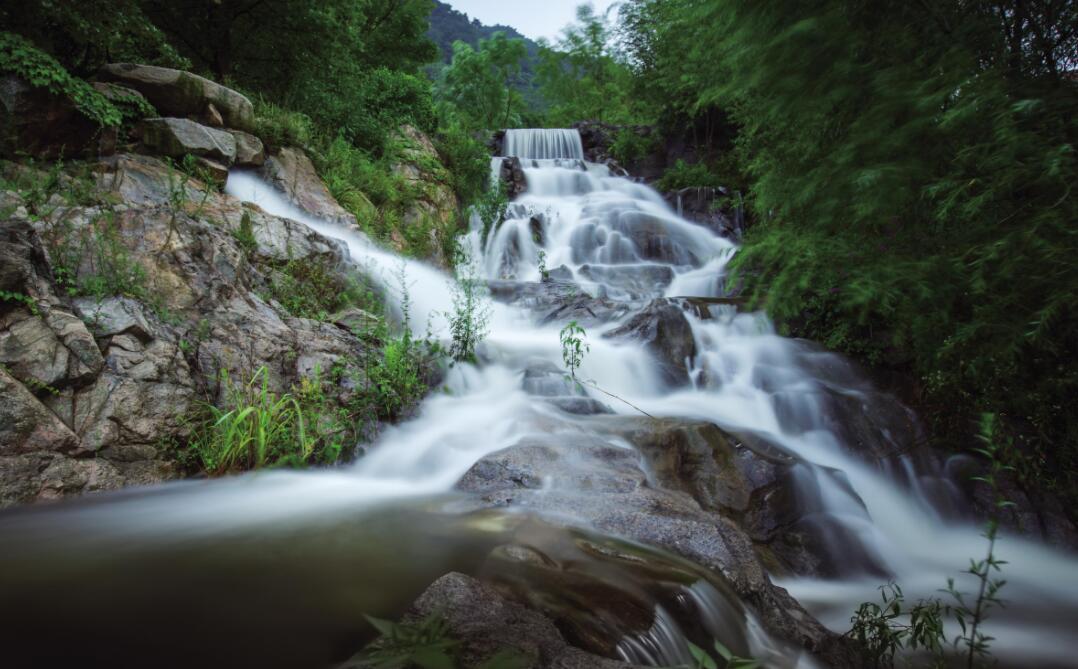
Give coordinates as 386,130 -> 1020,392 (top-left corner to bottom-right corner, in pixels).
220,131 -> 1078,665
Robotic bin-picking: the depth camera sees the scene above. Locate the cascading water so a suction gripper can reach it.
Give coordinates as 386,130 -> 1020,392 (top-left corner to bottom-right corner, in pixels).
2,129 -> 1076,668
503,128 -> 585,160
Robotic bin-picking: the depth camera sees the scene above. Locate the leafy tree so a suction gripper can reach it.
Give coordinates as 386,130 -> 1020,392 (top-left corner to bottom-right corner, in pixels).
0,0 -> 186,74
621,0 -> 1078,501
439,32 -> 528,130
536,3 -> 638,125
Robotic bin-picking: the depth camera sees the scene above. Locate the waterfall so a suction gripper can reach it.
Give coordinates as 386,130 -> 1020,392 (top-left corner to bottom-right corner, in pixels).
2,129 -> 1076,669
503,128 -> 585,160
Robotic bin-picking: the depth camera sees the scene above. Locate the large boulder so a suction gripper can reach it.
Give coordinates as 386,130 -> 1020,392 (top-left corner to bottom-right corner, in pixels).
455,415 -> 861,667
258,147 -> 357,226
140,117 -> 237,164
97,63 -> 254,131
604,299 -> 697,387
0,75 -> 113,159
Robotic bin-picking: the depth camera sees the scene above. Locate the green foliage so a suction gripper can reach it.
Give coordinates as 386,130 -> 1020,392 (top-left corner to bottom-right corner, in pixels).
0,32 -> 121,127
1,1 -> 186,75
267,254 -> 377,322
655,159 -> 719,193
433,117 -> 492,207
849,582 -> 946,668
447,248 -> 492,363
438,32 -> 529,131
47,212 -> 149,302
536,249 -> 549,282
559,320 -> 589,381
251,97 -> 316,152
0,290 -> 40,316
687,639 -> 760,669
475,180 -> 510,247
349,612 -> 529,669
609,129 -> 658,166
233,211 -> 258,257
620,0 -> 1078,497
535,5 -> 641,125
190,367 -> 313,474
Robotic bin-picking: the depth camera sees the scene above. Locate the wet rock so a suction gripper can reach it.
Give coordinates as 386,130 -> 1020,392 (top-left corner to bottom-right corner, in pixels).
228,130 -> 265,167
0,75 -> 110,159
487,280 -> 631,329
498,156 -> 527,199
604,299 -> 696,386
259,147 -> 357,226
140,117 -> 237,164
546,264 -> 573,282
98,63 -> 255,131
455,419 -> 855,665
578,263 -> 674,300
407,572 -> 638,669
664,187 -> 742,239
543,397 -> 613,415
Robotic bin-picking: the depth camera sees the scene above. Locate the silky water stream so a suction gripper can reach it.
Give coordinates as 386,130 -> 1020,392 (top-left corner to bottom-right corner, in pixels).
0,129 -> 1075,668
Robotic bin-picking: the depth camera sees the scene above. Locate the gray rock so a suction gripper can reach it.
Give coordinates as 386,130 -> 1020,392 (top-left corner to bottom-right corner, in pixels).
407,573 -> 639,669
98,63 -> 254,131
259,147 -> 357,225
140,117 -> 237,164
228,130 -> 265,166
74,296 -> 154,341
0,367 -> 79,456
578,263 -> 674,299
604,299 -> 696,387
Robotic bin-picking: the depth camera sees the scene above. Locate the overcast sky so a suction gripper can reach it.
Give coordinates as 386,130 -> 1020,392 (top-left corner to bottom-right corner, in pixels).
445,1 -> 622,43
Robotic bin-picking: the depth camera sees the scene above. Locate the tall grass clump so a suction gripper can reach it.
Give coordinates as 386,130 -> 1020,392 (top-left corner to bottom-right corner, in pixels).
192,367 -> 312,474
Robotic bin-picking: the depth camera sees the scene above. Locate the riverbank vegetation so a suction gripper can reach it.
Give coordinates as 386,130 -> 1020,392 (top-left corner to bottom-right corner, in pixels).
561,0 -> 1078,511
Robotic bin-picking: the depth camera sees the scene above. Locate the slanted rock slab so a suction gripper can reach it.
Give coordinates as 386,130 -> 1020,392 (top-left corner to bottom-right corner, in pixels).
140,117 -> 237,164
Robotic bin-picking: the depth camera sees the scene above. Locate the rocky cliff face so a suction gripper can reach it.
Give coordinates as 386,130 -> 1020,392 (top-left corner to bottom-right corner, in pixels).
0,153 -> 397,506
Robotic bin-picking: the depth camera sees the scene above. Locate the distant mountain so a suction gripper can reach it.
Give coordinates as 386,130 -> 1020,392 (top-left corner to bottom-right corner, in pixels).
427,1 -> 541,64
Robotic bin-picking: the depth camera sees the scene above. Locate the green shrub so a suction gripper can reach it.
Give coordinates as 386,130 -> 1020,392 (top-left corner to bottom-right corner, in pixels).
655,159 -> 718,192
267,254 -> 377,322
609,129 -> 658,165
434,121 -> 491,208
252,97 -> 316,151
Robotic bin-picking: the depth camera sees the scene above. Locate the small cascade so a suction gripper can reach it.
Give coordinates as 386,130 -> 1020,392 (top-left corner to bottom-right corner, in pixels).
504,128 -> 586,160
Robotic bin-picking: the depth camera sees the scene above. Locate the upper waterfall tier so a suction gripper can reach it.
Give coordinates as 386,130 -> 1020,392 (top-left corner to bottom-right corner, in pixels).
503,129 -> 585,160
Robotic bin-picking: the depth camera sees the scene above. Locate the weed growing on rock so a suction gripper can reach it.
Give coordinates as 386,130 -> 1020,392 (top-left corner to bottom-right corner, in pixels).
191,366 -> 312,474
447,246 -> 491,363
